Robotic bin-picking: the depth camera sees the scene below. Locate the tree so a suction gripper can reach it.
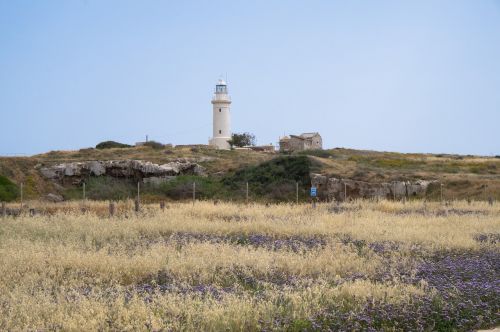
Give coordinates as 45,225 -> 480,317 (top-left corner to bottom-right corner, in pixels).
228,132 -> 256,148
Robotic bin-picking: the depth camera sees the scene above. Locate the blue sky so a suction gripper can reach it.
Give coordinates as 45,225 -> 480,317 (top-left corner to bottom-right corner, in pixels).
1,0 -> 499,155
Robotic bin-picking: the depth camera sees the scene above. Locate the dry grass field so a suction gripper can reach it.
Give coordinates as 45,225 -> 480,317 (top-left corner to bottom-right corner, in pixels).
0,200 -> 499,331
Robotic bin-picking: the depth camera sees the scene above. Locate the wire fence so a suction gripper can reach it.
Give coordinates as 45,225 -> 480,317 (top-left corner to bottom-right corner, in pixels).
2,177 -> 496,217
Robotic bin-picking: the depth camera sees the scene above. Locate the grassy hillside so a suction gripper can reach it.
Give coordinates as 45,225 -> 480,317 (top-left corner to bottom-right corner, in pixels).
0,145 -> 499,201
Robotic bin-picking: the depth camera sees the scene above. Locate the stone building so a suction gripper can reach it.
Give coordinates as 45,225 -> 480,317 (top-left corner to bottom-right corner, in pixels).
279,132 -> 322,152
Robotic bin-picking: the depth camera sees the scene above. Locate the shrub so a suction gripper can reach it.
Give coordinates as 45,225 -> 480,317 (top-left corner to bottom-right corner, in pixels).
0,175 -> 18,202
222,156 -> 311,201
95,141 -> 131,149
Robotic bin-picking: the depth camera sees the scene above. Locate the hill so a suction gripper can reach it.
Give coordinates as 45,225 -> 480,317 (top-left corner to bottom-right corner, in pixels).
0,145 -> 498,202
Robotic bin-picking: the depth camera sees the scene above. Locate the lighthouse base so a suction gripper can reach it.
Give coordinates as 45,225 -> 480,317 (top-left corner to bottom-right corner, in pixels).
209,137 -> 231,150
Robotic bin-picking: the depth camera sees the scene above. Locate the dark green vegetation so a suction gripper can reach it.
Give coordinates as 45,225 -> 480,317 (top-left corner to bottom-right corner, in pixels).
0,175 -> 18,202
95,141 -> 131,149
228,132 -> 256,148
147,156 -> 311,202
223,156 -> 311,201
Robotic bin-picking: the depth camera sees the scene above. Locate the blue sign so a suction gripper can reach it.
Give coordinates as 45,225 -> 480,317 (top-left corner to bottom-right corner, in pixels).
310,187 -> 317,197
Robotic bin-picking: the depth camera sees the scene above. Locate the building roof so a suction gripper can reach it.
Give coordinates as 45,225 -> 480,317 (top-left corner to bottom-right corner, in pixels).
279,132 -> 321,142
300,132 -> 320,138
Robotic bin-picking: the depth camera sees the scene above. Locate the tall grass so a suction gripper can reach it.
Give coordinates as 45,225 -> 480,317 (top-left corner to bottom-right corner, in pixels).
0,200 -> 498,330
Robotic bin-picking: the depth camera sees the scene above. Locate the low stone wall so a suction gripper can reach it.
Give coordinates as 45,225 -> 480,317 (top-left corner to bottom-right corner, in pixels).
311,174 -> 436,200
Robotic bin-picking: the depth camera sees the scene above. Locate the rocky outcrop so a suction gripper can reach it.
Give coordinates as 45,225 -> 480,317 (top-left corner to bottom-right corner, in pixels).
39,160 -> 206,183
311,174 -> 436,200
45,193 -> 64,202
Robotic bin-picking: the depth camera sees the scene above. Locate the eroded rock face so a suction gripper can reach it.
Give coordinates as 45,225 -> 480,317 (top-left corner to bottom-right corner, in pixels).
39,160 -> 206,182
311,174 -> 435,200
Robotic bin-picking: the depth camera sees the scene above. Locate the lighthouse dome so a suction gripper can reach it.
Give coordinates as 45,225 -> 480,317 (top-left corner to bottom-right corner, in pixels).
217,79 -> 226,85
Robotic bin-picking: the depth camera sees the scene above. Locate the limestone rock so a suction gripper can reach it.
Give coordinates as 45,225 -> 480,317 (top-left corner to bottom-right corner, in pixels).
45,193 -> 64,202
89,161 -> 106,176
39,159 -> 206,182
143,176 -> 176,186
312,176 -> 436,201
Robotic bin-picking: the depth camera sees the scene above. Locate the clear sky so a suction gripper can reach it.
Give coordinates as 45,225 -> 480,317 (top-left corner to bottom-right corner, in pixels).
1,0 -> 499,156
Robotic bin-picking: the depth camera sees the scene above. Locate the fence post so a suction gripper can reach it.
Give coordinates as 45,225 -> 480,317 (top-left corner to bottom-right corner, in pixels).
109,202 -> 115,217
246,182 -> 249,205
488,197 -> 493,206
83,182 -> 86,201
135,181 -> 141,212
296,182 -> 299,204
192,182 -> 196,205
440,183 -> 443,203
160,201 -> 165,211
344,182 -> 347,202
20,182 -> 23,210
1,202 -> 5,218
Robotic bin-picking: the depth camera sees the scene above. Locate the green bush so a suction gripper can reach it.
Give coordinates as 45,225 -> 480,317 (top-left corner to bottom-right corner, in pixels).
95,141 -> 131,149
0,175 -> 18,202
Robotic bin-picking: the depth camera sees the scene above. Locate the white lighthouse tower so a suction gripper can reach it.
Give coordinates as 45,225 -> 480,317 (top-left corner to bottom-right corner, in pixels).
209,79 -> 231,150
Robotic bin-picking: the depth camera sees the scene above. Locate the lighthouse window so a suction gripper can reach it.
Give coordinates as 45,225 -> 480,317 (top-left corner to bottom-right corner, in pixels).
219,130 -> 222,134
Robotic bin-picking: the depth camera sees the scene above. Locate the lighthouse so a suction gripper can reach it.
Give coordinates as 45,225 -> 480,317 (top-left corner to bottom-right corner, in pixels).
209,79 -> 232,150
